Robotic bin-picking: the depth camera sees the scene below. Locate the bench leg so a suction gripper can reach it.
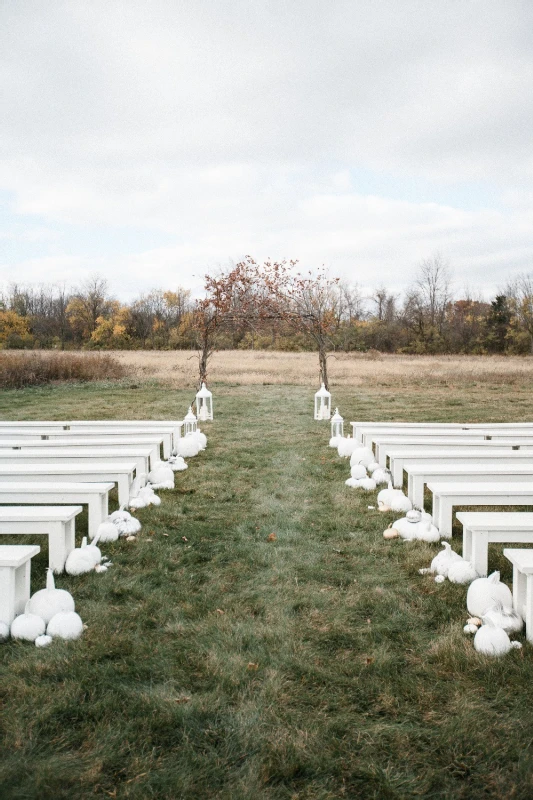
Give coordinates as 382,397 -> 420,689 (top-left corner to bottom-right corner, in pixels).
470,531 -> 489,577
0,566 -> 16,624
512,565 -> 526,620
412,476 -> 424,508
392,460 -> 403,488
437,498 -> 453,539
378,446 -> 387,467
49,521 -> 75,573
462,528 -> 473,563
15,561 -> 30,616
88,497 -> 104,539
117,476 -> 130,507
526,575 -> 533,644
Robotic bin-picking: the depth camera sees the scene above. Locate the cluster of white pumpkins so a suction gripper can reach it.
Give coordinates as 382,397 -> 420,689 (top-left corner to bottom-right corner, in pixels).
332,433 -> 524,657
419,544 -> 524,655
1,569 -> 84,647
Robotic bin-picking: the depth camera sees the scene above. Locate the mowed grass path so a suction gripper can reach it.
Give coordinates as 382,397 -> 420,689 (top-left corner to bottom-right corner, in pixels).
2,381 -> 533,799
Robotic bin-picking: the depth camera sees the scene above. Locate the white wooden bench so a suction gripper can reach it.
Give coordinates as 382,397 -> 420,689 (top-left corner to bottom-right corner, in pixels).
362,428 -> 533,449
427,482 -> 533,538
0,462 -> 136,506
0,421 -> 183,450
374,437 -> 533,466
457,512 -> 533,577
0,438 -> 163,467
0,544 -> 40,625
0,506 -> 82,573
0,447 -> 152,478
387,448 -> 533,487
407,463 -> 533,508
503,548 -> 533,643
351,421 -> 533,444
0,430 -> 171,459
0,482 -> 114,539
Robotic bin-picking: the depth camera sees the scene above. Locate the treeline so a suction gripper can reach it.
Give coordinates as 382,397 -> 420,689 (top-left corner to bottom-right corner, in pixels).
2,258 -> 533,355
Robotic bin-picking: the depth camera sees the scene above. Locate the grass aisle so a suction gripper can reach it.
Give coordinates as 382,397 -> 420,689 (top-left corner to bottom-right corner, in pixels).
1,382 -> 533,799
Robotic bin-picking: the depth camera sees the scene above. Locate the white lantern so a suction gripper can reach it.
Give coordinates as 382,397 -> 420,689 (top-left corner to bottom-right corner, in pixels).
196,382 -> 213,421
330,408 -> 343,438
314,383 -> 331,420
184,406 -> 197,436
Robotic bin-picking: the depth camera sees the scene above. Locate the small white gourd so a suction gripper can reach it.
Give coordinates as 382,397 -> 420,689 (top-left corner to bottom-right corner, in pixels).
129,494 -> 148,510
367,461 -> 381,474
35,634 -> 53,648
350,463 -> 367,480
109,509 -> 141,536
466,572 -> 513,617
47,611 -> 84,640
447,560 -> 478,585
27,570 -> 75,624
430,542 -> 462,577
11,613 -> 46,641
474,617 -> 512,656
482,601 -> 523,634
463,624 -> 478,634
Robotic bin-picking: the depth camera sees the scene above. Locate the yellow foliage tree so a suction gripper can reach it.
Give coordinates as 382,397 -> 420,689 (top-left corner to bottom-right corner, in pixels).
0,310 -> 33,348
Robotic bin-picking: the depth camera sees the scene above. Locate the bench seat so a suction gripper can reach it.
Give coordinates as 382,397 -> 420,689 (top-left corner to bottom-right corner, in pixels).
0,506 -> 82,573
407,463 -> 533,508
0,447 -> 152,478
0,463 -> 136,506
388,449 -> 533,487
456,512 -> 533,576
427,482 -> 533,538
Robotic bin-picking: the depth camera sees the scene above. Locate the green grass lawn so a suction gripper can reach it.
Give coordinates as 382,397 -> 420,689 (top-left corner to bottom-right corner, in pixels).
2,380 -> 533,799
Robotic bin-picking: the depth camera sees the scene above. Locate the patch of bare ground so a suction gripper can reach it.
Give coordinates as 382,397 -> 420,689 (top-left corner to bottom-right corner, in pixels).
109,350 -> 533,388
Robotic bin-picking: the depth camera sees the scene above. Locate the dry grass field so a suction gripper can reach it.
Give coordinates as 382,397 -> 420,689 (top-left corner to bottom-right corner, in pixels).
111,350 -> 533,389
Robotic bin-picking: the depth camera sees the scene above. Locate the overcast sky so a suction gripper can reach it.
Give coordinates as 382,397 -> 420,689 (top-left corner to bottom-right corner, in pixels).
1,0 -> 532,301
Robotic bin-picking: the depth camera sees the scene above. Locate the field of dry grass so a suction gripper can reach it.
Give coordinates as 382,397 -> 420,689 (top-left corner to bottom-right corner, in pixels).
110,349 -> 533,389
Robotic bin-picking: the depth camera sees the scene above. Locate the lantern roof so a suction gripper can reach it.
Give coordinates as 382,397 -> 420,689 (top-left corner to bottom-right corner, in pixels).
315,383 -> 331,398
331,408 -> 343,422
184,406 -> 197,422
196,382 -> 212,398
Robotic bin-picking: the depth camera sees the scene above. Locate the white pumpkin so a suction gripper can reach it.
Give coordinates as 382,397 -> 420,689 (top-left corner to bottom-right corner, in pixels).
329,435 -> 340,448
406,509 -> 422,523
168,455 -> 188,471
337,437 -> 358,458
350,463 -> 367,480
177,434 -> 200,458
415,519 -> 441,543
430,542 -> 463,577
367,461 -> 381,474
447,560 -> 478,585
11,613 -> 46,641
195,430 -> 207,450
35,634 -> 53,648
95,521 -> 119,543
47,611 -> 84,640
27,570 -> 75,624
482,601 -> 523,634
345,477 -> 359,488
474,618 -> 512,656
65,537 -> 96,576
0,620 -> 10,642
109,509 -> 141,536
466,572 -> 513,617
356,477 -> 377,491
148,464 -> 175,488
129,493 -> 148,510
371,467 -> 392,486
349,447 -> 374,467
139,484 -> 162,505
463,623 -> 478,634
